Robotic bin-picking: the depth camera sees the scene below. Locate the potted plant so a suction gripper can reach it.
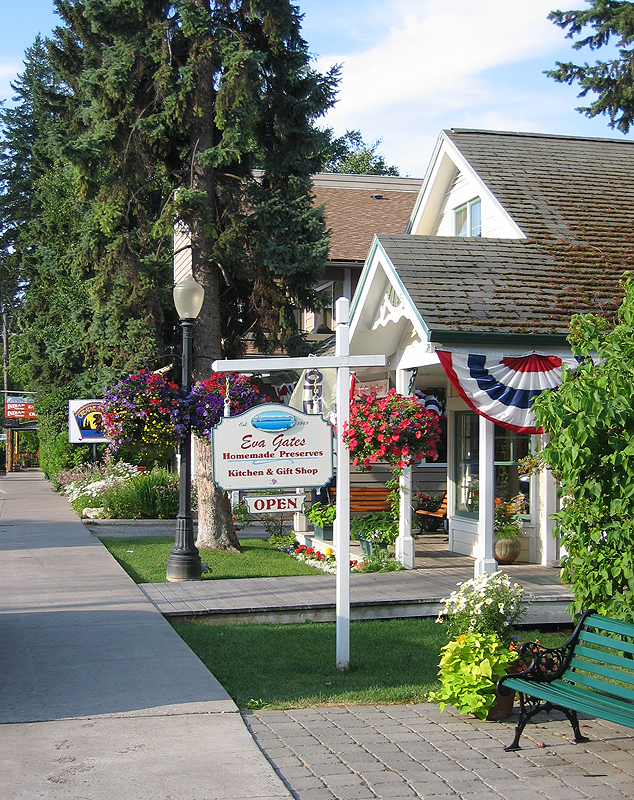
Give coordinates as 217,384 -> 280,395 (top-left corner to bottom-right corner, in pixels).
351,512 -> 398,558
494,494 -> 525,564
431,572 -> 530,720
430,632 -> 519,719
305,501 -> 336,542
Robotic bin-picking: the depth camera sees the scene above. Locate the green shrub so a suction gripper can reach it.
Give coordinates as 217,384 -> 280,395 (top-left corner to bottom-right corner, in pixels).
100,468 -> 179,519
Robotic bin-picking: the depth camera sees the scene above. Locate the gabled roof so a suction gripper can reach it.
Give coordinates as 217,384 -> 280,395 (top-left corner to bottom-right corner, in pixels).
375,233 -> 627,338
311,173 -> 421,262
444,129 -> 634,248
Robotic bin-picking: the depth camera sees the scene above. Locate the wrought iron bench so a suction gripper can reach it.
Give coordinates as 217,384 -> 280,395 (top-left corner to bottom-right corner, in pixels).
415,494 -> 447,532
497,611 -> 634,751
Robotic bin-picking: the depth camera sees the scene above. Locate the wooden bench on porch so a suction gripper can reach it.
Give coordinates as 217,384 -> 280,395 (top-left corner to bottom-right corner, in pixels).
330,486 -> 391,513
497,611 -> 634,751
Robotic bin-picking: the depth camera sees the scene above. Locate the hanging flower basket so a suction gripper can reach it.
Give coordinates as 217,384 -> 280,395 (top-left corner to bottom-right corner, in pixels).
343,389 -> 441,471
342,389 -> 441,515
177,373 -> 268,439
102,370 -> 181,464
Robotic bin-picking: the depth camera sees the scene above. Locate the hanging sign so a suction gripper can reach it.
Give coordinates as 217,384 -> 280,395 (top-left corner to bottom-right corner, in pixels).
68,400 -> 110,443
244,494 -> 306,514
212,403 -> 333,491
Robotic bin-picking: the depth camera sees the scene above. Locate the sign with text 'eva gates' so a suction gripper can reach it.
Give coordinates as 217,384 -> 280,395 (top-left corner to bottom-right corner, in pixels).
211,403 -> 333,491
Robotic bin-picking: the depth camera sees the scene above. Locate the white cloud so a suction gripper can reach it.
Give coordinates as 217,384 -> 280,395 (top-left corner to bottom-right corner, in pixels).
318,1 -> 561,122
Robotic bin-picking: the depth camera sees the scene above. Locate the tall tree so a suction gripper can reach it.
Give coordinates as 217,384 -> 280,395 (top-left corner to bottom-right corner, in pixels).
547,1 -> 634,132
322,129 -> 400,175
48,0 -> 338,549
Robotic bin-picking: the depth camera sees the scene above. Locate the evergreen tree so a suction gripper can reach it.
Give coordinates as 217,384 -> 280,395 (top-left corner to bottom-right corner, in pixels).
547,1 -> 634,132
322,129 -> 400,175
47,0 -> 338,549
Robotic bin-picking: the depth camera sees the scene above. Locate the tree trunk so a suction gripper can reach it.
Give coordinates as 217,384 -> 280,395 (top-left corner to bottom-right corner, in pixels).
184,0 -> 239,552
195,437 -> 241,551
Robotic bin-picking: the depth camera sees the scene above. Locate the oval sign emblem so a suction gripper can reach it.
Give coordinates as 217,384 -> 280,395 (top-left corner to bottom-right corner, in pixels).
251,410 -> 296,432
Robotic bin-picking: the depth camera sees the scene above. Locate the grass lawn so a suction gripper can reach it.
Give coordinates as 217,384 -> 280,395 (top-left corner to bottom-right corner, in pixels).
171,617 -> 570,710
99,536 -> 321,583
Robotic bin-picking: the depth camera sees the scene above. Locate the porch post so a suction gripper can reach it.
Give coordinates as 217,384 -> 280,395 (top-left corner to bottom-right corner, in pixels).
474,414 -> 497,576
335,297 -> 351,671
395,368 -> 415,569
539,433 -> 558,566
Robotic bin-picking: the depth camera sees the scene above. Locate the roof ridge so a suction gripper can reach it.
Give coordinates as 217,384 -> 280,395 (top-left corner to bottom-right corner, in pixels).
445,128 -> 634,146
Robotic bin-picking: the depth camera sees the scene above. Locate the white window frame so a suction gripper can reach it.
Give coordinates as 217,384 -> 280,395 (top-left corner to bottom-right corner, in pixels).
454,197 -> 481,237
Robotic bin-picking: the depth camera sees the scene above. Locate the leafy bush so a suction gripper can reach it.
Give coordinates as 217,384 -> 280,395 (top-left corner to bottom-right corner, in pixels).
36,386 -> 94,478
532,277 -> 634,621
350,512 -> 398,545
101,468 -> 180,519
59,461 -> 182,519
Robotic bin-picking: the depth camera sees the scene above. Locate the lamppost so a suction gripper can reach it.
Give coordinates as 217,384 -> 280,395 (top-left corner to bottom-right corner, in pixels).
166,274 -> 205,582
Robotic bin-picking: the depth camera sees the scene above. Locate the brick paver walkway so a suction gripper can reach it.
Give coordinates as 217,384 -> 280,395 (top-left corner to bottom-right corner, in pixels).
244,703 -> 634,800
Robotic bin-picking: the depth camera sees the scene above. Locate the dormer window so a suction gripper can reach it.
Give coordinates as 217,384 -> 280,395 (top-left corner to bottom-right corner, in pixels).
454,197 -> 481,237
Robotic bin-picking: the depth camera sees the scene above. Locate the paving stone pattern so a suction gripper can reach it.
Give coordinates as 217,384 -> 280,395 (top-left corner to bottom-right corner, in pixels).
244,703 -> 634,800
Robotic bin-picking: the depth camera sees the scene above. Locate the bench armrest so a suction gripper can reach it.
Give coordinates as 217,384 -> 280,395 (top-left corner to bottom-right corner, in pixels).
497,609 -> 596,695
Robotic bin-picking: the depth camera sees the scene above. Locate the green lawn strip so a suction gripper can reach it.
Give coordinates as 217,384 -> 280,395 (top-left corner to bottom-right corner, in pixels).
99,536 -> 322,583
171,618 -> 570,710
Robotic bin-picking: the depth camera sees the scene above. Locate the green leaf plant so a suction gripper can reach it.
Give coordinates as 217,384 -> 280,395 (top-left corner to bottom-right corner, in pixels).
429,632 -> 518,719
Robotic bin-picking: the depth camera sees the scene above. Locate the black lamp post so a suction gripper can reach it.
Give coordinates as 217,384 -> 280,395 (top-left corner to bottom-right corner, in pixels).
166,274 -> 205,582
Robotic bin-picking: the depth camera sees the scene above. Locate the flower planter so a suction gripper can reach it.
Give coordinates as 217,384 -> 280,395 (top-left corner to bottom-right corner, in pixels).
487,659 -> 521,720
359,537 -> 388,559
313,523 -> 333,542
494,537 -> 522,565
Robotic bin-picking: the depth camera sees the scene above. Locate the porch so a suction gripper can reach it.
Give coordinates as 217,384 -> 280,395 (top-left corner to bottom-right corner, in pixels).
140,533 -> 572,626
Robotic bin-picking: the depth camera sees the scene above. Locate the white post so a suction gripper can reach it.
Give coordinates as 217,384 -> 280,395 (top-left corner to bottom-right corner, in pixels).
335,297 -> 351,671
474,415 -> 497,576
395,368 -> 415,569
539,433 -> 558,566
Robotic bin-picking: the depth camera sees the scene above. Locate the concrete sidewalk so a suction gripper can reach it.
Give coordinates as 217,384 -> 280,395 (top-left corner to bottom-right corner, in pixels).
2,470 -> 633,800
0,471 -> 291,799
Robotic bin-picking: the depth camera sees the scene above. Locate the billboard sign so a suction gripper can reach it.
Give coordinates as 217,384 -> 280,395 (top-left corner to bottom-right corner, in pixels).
5,395 -> 37,420
68,400 -> 110,444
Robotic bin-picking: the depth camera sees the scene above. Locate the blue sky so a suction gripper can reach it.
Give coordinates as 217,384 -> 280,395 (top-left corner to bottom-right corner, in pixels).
1,0 -> 631,176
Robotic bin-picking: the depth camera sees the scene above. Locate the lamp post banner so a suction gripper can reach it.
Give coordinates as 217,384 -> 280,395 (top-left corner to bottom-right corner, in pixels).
212,403 -> 334,491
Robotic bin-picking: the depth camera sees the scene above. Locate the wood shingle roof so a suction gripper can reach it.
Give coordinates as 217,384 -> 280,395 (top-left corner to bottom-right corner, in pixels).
444,129 -> 634,251
377,234 -> 628,337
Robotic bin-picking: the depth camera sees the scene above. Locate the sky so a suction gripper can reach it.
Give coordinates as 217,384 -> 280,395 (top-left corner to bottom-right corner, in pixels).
0,0 -> 631,177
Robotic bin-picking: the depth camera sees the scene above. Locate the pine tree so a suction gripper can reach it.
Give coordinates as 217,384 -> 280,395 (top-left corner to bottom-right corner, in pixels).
547,1 -> 634,132
47,0 -> 338,549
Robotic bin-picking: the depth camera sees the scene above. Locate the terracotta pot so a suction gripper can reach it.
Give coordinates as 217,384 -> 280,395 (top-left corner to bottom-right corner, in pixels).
487,659 -> 520,720
494,537 -> 522,564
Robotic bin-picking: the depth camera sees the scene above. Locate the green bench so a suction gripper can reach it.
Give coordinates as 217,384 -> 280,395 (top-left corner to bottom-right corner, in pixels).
497,611 -> 634,751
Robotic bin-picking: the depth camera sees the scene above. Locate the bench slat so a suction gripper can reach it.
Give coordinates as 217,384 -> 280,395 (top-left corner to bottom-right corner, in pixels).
579,628 -> 634,657
503,677 -> 634,730
415,497 -> 448,520
565,666 -> 634,703
584,614 -> 634,641
574,644 -> 634,679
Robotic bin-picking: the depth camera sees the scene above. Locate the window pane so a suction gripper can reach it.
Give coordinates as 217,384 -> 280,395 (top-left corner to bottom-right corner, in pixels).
494,427 -> 530,513
455,205 -> 468,236
470,199 -> 481,237
454,411 -> 479,514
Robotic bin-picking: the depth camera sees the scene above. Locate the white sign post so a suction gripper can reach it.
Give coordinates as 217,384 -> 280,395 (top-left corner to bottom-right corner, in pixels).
212,298 -> 386,671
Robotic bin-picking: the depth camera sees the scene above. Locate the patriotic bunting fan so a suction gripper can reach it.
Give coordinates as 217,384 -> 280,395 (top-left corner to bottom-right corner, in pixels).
436,351 -> 582,433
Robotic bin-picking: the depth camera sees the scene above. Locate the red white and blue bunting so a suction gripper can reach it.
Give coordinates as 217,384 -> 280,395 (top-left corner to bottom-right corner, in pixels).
436,351 -> 582,433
